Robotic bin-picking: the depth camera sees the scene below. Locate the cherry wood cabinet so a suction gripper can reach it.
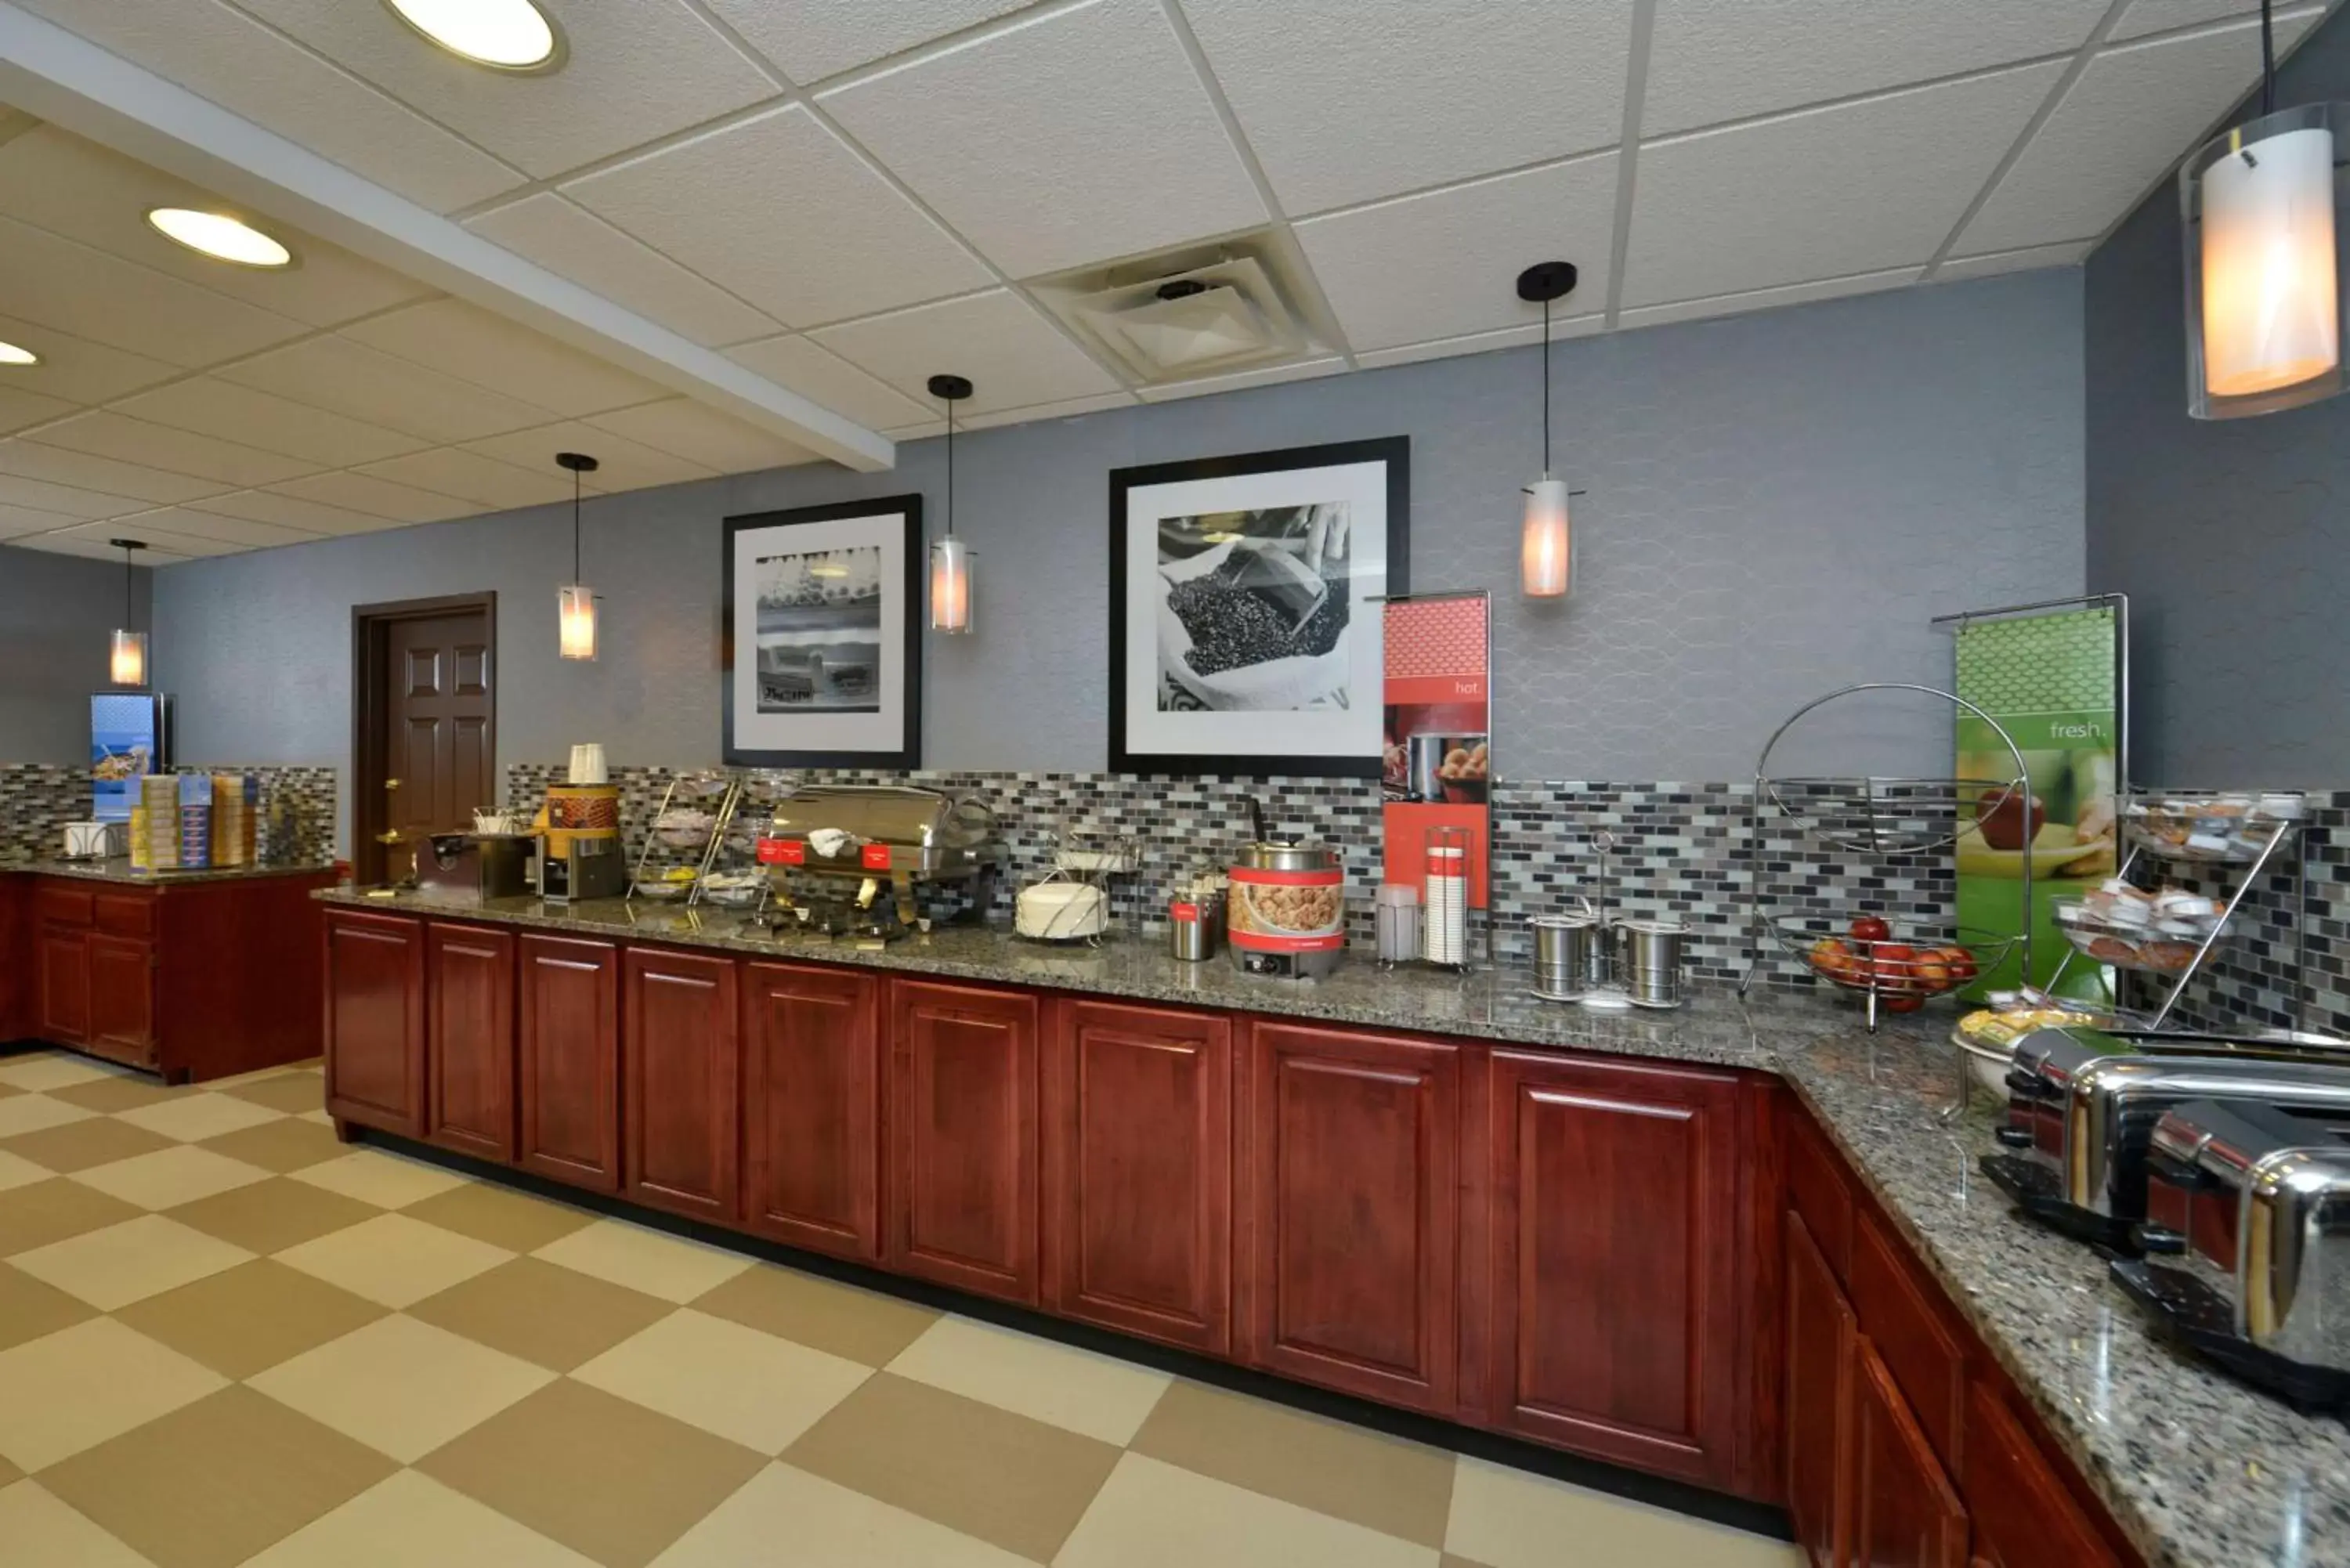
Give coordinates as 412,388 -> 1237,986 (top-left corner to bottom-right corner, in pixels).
425,922 -> 516,1162
1787,1210 -> 1856,1568
85,933 -> 157,1068
517,933 -> 620,1193
742,962 -> 881,1260
1852,1339 -> 1969,1568
1963,1382 -> 2122,1568
36,924 -> 90,1046
324,908 -> 427,1137
1043,999 -> 1233,1355
888,980 -> 1041,1304
1242,1021 -> 1460,1414
624,946 -> 740,1223
0,879 -> 24,1042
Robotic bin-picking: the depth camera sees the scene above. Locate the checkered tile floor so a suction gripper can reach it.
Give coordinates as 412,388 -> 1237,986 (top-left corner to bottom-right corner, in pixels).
0,1046 -> 1796,1567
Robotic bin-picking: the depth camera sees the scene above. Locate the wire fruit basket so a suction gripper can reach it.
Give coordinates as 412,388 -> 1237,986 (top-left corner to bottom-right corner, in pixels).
1766,915 -> 2017,1029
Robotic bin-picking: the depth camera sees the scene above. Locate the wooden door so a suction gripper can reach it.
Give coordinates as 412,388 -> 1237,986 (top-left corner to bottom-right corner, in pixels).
324,910 -> 425,1136
85,934 -> 157,1067
427,922 -> 516,1162
1242,1022 -> 1460,1414
35,927 -> 89,1046
355,596 -> 494,885
518,934 -> 620,1192
743,962 -> 881,1260
1788,1211 -> 1857,1568
624,947 -> 739,1223
1851,1340 -> 1969,1568
888,980 -> 1041,1304
1963,1382 -> 2120,1568
1044,1000 -> 1233,1354
1477,1051 -> 1744,1483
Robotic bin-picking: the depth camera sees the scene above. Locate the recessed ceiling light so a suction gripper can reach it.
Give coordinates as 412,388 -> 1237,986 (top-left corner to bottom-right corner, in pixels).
146,208 -> 295,269
0,341 -> 38,367
383,0 -> 562,71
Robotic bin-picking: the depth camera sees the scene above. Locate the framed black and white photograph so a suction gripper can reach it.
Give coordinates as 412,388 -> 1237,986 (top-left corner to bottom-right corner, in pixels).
723,497 -> 922,768
1109,437 -> 1408,776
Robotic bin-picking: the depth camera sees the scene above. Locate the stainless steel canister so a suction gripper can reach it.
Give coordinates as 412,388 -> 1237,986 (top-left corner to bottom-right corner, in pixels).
1169,892 -> 1224,962
1615,918 -> 1689,1009
1531,913 -> 1598,996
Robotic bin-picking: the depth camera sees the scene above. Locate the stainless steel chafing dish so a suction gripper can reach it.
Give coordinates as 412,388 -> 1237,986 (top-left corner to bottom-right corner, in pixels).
757,784 -> 1001,939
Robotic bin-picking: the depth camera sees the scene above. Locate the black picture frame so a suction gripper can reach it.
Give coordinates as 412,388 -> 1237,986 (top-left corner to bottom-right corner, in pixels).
722,495 -> 924,769
1108,436 -> 1410,778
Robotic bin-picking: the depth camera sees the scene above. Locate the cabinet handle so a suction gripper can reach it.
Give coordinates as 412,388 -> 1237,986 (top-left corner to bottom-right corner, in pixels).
385,779 -> 402,791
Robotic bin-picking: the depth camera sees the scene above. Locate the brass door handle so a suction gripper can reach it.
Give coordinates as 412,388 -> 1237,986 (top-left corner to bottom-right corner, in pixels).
385,778 -> 402,791
375,830 -> 405,845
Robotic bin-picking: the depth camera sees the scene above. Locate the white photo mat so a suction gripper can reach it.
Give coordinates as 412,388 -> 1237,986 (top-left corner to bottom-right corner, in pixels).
728,507 -> 910,758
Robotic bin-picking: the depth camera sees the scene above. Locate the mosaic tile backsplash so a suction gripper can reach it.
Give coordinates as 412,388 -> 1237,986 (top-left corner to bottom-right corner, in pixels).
0,764 -> 89,859
0,764 -> 337,866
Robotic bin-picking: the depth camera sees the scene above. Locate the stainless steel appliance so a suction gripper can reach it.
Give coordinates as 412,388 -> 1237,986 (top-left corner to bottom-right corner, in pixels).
541,835 -> 624,902
416,833 -> 536,906
1227,799 -> 1345,979
1614,918 -> 1690,1009
757,784 -> 1001,942
2110,1097 -> 2350,1411
1531,913 -> 1599,999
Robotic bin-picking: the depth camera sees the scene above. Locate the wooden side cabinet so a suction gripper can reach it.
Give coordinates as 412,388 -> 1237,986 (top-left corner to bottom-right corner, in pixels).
888,980 -> 1041,1304
742,962 -> 882,1261
1043,999 -> 1233,1355
426,922 -> 516,1162
1852,1339 -> 1969,1568
85,933 -> 157,1068
36,925 -> 92,1048
517,934 -> 620,1193
324,909 -> 426,1137
1787,1210 -> 1856,1568
1242,1021 -> 1461,1414
624,946 -> 740,1223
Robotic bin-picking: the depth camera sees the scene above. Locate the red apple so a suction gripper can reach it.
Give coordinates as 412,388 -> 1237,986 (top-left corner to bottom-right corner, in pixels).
1939,945 -> 1979,984
1911,953 -> 1953,993
1976,788 -> 2047,851
1849,915 -> 1892,945
1809,938 -> 1858,986
1881,994 -> 1926,1013
1871,944 -> 1918,992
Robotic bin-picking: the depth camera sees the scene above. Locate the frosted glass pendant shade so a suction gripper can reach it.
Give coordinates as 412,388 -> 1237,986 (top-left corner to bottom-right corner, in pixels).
931,537 -> 973,634
1520,476 -> 1572,598
558,584 -> 598,661
109,629 -> 147,687
2183,104 -> 2350,419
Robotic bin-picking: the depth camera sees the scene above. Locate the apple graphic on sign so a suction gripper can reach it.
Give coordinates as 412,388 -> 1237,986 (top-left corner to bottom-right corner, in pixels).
1976,788 -> 2046,851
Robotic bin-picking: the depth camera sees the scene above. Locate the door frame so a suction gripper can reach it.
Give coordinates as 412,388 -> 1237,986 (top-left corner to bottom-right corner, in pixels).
352,592 -> 497,887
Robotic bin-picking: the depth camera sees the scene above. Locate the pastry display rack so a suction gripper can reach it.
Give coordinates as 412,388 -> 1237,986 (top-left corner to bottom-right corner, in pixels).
627,771 -> 745,907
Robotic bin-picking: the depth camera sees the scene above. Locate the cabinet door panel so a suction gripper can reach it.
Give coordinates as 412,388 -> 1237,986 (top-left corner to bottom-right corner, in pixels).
1045,1001 -> 1232,1354
1963,1382 -> 2120,1568
324,912 -> 425,1136
427,922 -> 516,1162
85,934 -> 157,1068
1244,1023 -> 1459,1414
888,981 -> 1040,1304
1852,1340 -> 1968,1568
1788,1210 -> 1856,1568
624,948 -> 739,1223
518,934 -> 620,1193
743,963 -> 880,1260
1852,1214 -> 1968,1471
36,927 -> 90,1046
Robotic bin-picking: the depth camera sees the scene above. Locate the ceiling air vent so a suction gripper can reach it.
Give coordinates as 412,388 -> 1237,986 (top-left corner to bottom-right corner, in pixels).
1034,237 -> 1330,387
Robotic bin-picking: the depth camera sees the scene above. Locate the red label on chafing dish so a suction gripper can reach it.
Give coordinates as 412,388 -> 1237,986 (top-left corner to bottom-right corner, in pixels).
757,839 -> 803,865
861,844 -> 891,870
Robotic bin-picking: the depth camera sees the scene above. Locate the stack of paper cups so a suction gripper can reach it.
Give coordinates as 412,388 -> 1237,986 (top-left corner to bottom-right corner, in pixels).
567,743 -> 608,785
1422,828 -> 1469,966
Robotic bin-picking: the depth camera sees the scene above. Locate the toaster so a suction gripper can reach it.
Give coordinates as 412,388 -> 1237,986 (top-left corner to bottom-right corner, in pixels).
2110,1097 -> 2350,1412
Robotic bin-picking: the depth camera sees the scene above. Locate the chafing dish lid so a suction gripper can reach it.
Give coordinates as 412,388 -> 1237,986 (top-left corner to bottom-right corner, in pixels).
765,784 -> 997,850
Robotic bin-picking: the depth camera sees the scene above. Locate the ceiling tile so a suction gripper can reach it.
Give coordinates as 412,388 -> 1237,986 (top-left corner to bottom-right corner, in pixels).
1616,266 -> 1922,330
0,313 -> 180,405
812,289 -> 1123,415
231,0 -> 779,179
1933,241 -> 2093,281
1354,315 -> 1605,369
114,379 -> 425,468
114,507 -> 324,548
1296,154 -> 1621,351
0,125 -> 434,327
1180,0 -> 1631,215
0,440 -> 229,505
0,214 -> 310,367
0,500 -> 79,540
50,517 -> 251,556
2111,0 -> 2303,40
1623,62 -> 2065,307
268,470 -> 475,524
12,0 -> 522,211
1954,13 -> 2319,256
23,411 -> 321,487
465,193 -> 779,349
0,471 -> 143,520
8,532 -> 197,565
341,299 -> 671,417
219,336 -> 559,444
353,449 -> 581,512
186,488 -> 409,536
461,420 -> 717,494
1643,0 -> 2104,136
566,105 -> 988,328
962,389 -> 1138,431
584,399 -> 819,473
723,334 -> 937,428
0,384 -> 79,434
1135,356 -> 1347,402
819,0 -> 1265,277
707,0 -> 1032,82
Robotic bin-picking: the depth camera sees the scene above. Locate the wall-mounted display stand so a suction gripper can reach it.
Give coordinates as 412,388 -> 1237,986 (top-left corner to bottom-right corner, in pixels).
1376,589 -> 1495,973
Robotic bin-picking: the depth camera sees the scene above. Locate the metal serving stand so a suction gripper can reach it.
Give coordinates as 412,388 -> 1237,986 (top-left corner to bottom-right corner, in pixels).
627,771 -> 743,909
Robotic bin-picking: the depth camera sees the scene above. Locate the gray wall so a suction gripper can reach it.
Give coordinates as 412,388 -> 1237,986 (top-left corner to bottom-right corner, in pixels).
0,548 -> 153,765
2085,7 -> 2350,787
154,269 -> 2084,846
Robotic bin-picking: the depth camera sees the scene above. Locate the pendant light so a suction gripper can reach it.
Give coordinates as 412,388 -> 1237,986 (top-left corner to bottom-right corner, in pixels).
555,451 -> 600,661
928,374 -> 974,635
108,538 -> 148,687
2182,0 -> 2349,419
1517,261 -> 1579,598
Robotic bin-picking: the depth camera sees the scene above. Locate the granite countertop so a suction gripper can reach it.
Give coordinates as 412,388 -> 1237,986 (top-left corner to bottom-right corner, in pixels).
6,856 -> 338,885
319,885 -> 2350,1568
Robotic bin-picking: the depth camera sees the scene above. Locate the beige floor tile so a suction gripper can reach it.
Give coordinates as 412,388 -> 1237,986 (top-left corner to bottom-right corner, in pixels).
0,1115 -> 179,1174
407,1256 -> 675,1371
1131,1379 -> 1457,1548
114,1093 -> 287,1143
217,1072 -> 331,1115
653,1461 -> 1033,1568
575,1307 -> 871,1454
0,1450 -> 13,1488
1447,1458 -> 1802,1568
783,1371 -> 1120,1564
0,1093 -> 96,1139
0,1479 -> 157,1567
888,1314 -> 1170,1444
287,1149 -> 471,1209
1443,1555 -> 1498,1568
0,1258 -> 97,1351
298,1109 -> 336,1127
243,1469 -> 599,1568
250,1313 -> 556,1462
39,1385 -> 396,1568
49,1074 -> 185,1114
194,1116 -> 347,1174
114,1259 -> 387,1379
168,1176 -> 381,1256
418,1379 -> 767,1568
0,1054 -> 118,1091
0,1178 -> 143,1257
0,1078 -> 16,1098
0,1147 -> 49,1193
533,1217 -> 753,1304
1059,1451 -> 1439,1568
401,1181 -> 598,1254
70,1146 -> 271,1211
275,1212 -> 512,1308
692,1263 -> 940,1367
0,1317 -> 226,1470
10,1214 -> 255,1310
